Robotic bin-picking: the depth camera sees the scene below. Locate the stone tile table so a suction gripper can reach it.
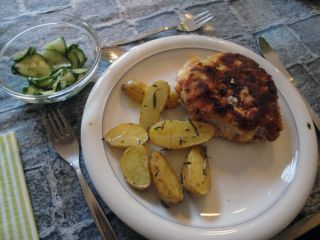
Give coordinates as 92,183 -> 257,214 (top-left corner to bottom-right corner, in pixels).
0,0 -> 319,239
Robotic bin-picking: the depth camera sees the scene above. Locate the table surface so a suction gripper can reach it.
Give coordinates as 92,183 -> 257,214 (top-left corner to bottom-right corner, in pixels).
1,0 -> 320,239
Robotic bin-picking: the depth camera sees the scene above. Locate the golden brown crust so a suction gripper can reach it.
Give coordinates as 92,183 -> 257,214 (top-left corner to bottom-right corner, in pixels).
176,52 -> 283,142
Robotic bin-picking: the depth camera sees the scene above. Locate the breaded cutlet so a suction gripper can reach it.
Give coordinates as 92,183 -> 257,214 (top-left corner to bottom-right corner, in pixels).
176,52 -> 283,143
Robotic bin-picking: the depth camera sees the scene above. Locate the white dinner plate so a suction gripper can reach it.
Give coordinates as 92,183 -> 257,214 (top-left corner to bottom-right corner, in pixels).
81,35 -> 318,240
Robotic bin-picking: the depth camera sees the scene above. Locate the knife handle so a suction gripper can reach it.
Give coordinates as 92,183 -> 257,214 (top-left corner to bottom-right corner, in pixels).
305,101 -> 320,133
297,91 -> 320,133
273,213 -> 320,240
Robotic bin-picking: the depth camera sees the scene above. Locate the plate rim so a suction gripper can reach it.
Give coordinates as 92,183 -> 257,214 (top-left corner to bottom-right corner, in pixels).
81,35 -> 318,240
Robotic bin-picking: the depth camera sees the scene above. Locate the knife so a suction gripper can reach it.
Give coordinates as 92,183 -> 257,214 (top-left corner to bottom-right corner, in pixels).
258,37 -> 320,133
273,212 -> 320,240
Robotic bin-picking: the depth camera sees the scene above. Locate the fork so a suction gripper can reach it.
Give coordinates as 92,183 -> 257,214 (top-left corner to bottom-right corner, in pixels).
106,11 -> 213,46
43,109 -> 118,240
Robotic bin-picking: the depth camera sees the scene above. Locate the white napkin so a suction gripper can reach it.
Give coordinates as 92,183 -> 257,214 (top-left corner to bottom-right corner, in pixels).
0,131 -> 39,240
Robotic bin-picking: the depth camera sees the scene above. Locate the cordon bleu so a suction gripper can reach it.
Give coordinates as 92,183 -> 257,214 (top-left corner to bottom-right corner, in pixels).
176,52 -> 283,143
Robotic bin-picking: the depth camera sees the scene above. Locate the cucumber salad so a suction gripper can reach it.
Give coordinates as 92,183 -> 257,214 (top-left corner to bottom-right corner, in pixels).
11,37 -> 88,95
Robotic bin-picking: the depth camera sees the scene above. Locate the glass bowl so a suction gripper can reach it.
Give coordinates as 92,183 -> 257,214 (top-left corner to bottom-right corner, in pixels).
0,14 -> 101,103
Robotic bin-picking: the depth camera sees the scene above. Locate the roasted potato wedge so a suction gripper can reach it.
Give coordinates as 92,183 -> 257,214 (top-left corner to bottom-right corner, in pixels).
104,123 -> 148,148
120,145 -> 151,190
150,152 -> 183,204
149,120 -> 215,149
121,80 -> 147,103
139,80 -> 169,129
182,146 -> 211,196
166,88 -> 180,109
122,80 -> 180,109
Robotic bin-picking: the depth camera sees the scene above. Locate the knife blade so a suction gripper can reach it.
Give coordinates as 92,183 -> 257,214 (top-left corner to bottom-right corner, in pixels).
258,36 -> 320,132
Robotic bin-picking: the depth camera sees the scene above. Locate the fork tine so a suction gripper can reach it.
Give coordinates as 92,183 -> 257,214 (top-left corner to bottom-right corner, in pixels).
43,115 -> 53,140
51,110 -> 66,134
195,15 -> 213,27
195,14 -> 213,25
57,109 -> 75,136
48,112 -> 61,139
43,113 -> 58,140
193,11 -> 209,20
196,17 -> 213,28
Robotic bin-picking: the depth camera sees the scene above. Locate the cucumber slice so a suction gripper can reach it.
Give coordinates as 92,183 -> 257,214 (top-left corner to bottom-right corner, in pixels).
61,71 -> 76,85
41,90 -> 56,95
27,68 -> 64,81
50,68 -> 65,77
14,49 -> 29,62
13,47 -> 35,62
44,37 -> 67,55
76,73 -> 85,81
27,68 -> 64,89
74,48 -> 87,67
28,76 -> 55,89
52,70 -> 76,91
53,76 -> 61,91
71,68 -> 87,74
67,44 -> 87,67
22,85 -> 41,95
23,85 -> 55,95
53,77 -> 65,91
58,79 -> 68,90
13,53 -> 52,78
66,50 -> 79,68
39,49 -> 71,70
71,69 -> 87,81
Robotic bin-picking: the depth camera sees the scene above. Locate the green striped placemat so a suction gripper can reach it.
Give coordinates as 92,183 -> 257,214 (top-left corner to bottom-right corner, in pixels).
0,131 -> 39,240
